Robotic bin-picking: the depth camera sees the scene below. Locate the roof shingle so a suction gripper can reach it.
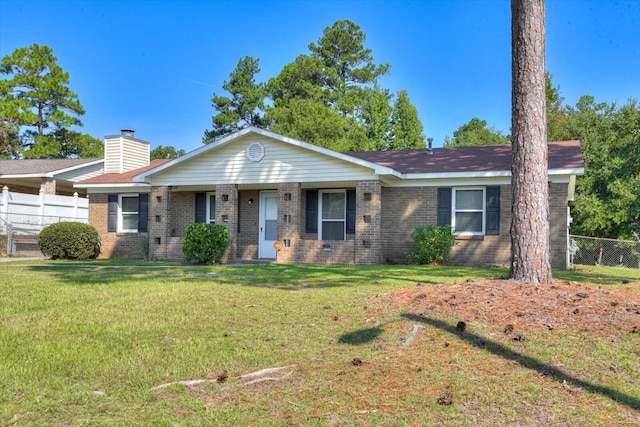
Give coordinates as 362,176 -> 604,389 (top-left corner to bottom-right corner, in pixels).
347,140 -> 583,174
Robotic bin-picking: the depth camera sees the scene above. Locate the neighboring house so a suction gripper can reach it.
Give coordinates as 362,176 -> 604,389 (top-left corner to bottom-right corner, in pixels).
76,127 -> 584,268
0,157 -> 103,196
0,154 -> 104,256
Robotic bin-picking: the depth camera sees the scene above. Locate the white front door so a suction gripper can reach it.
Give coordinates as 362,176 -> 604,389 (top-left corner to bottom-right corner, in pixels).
259,191 -> 278,259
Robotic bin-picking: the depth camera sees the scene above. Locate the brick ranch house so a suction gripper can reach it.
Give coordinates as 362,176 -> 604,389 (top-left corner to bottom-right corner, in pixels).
75,127 -> 584,268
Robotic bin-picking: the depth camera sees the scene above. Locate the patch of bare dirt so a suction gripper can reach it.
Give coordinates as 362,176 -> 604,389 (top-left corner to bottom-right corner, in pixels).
386,279 -> 640,333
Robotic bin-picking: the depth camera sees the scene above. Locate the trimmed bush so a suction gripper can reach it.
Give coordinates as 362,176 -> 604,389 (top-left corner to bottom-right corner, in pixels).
406,225 -> 456,265
38,222 -> 101,260
182,223 -> 228,264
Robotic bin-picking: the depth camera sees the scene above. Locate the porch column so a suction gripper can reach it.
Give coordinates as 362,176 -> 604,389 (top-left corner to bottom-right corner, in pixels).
40,177 -> 56,195
277,182 -> 301,263
356,180 -> 382,264
149,186 -> 171,260
216,184 -> 238,263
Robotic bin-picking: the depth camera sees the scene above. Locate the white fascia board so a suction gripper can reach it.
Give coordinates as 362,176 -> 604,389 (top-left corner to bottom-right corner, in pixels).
74,183 -> 150,191
401,170 -> 512,180
0,173 -> 46,179
387,177 -> 512,188
400,167 -> 584,181
132,126 -> 401,182
549,167 -> 584,176
45,159 -> 104,177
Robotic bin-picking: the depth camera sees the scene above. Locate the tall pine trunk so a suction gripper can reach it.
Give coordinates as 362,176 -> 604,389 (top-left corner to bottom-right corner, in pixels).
510,0 -> 552,283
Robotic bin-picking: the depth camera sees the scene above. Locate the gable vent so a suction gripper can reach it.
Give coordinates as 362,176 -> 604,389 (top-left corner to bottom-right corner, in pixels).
246,142 -> 265,162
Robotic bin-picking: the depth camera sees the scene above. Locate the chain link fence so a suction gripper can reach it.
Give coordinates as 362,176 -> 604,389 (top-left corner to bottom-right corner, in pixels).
569,235 -> 640,269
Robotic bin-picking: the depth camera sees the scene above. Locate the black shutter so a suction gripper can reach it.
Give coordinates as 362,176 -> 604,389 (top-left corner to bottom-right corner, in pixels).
437,188 -> 452,226
305,190 -> 318,233
237,191 -> 241,233
486,186 -> 500,235
195,192 -> 206,223
107,194 -> 117,232
346,189 -> 356,235
138,193 -> 148,232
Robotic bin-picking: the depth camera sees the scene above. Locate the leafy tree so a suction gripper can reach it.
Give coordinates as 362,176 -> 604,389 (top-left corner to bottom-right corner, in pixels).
203,56 -> 267,144
268,97 -> 367,152
542,72 -> 640,240
23,128 -> 102,159
151,145 -> 186,160
567,97 -> 640,239
389,90 -> 425,150
444,118 -> 510,147
0,43 -> 85,157
267,55 -> 326,105
206,20 -> 425,153
307,19 -> 390,116
0,123 -> 20,159
266,20 -> 393,151
361,86 -> 392,151
510,0 -> 552,283
546,72 -> 572,141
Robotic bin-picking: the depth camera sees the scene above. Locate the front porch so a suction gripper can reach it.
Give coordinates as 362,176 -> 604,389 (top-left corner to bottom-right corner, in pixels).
147,181 -> 383,265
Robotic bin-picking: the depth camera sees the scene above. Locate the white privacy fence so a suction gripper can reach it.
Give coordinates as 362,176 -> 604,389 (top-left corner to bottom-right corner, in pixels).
0,186 -> 89,236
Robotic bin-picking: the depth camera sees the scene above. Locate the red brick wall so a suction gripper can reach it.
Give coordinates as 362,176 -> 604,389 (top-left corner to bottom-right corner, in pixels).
276,184 -> 301,263
549,182 -> 569,269
381,183 -> 569,268
89,193 -> 149,259
88,181 -> 570,268
237,190 -> 260,260
216,184 -> 238,263
355,180 -> 382,264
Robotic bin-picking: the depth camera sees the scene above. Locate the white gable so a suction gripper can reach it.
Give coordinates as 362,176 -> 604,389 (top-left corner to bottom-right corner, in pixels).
135,128 -> 395,186
147,133 -> 379,186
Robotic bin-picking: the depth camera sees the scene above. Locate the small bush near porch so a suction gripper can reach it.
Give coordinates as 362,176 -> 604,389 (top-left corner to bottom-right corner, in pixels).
0,262 -> 638,426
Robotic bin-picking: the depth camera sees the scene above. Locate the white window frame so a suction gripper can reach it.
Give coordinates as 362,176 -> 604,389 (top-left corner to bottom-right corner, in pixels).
452,187 -> 486,236
206,192 -> 216,224
118,193 -> 139,233
318,189 -> 346,241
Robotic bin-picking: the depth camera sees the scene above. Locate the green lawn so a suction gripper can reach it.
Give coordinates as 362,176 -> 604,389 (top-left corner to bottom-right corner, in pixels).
1,262 -> 638,426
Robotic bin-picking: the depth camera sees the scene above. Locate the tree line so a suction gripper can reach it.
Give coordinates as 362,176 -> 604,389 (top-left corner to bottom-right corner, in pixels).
202,20 -> 425,152
1,19 -> 636,241
446,73 -> 639,241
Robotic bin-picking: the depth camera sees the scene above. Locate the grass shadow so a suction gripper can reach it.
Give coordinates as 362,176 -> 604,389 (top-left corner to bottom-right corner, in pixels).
402,313 -> 640,411
338,327 -> 383,345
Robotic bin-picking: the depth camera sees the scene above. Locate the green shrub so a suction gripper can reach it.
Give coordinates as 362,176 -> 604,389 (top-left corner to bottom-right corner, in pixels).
38,222 -> 101,260
182,223 -> 228,264
406,225 -> 456,265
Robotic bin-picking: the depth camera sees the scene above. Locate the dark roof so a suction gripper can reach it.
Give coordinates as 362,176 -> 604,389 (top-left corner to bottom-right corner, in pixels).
346,140 -> 583,174
79,159 -> 171,184
0,158 -> 101,176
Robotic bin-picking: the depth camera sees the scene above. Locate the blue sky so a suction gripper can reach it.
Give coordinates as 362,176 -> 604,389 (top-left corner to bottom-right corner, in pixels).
1,0 -> 638,153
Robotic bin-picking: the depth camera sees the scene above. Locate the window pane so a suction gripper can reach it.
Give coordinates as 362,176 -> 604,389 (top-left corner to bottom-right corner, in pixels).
208,195 -> 216,223
456,212 -> 482,232
121,196 -> 138,213
322,221 -> 344,240
122,213 -> 139,230
322,193 -> 345,219
265,219 -> 277,240
456,190 -> 483,210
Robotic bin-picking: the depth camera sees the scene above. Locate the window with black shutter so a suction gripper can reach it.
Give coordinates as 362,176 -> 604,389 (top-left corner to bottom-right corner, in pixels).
195,192 -> 206,223
107,194 -> 117,232
138,194 -> 148,232
485,186 -> 500,235
437,188 -> 452,226
305,190 -> 318,233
